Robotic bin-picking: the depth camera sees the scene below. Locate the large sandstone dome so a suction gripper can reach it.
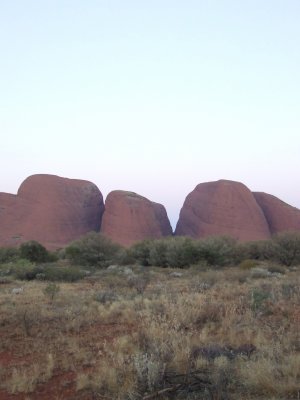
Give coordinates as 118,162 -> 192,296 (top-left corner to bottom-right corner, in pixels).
100,190 -> 172,246
253,192 -> 300,234
0,174 -> 104,249
175,180 -> 271,241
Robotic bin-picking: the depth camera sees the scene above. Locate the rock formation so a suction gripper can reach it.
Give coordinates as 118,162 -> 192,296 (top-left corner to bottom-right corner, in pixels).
0,174 -> 104,249
253,192 -> 300,234
2,175 -> 300,249
175,180 -> 270,241
100,190 -> 172,246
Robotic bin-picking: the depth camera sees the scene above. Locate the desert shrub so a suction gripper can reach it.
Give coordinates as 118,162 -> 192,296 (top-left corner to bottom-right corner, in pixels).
0,247 -> 20,264
148,240 -> 169,267
269,231 -> 300,266
115,247 -> 136,265
19,241 -> 51,263
12,259 -> 38,280
0,263 -> 13,277
93,290 -> 118,304
238,259 -> 259,270
41,264 -> 85,282
196,236 -> 237,266
12,261 -> 84,282
127,274 -> 150,294
251,287 -> 271,314
267,264 -> 286,274
250,267 -> 271,279
127,240 -> 152,266
165,236 -> 200,268
281,283 -> 299,300
43,283 -> 60,301
65,232 -> 122,268
236,240 -> 273,262
146,237 -> 200,268
129,236 -> 238,268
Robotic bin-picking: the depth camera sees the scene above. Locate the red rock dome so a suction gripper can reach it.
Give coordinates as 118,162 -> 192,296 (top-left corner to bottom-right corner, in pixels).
0,174 -> 104,249
175,180 -> 270,242
253,192 -> 300,234
100,190 -> 172,246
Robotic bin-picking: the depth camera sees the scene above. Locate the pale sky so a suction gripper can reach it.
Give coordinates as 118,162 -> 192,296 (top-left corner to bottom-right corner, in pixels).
1,0 -> 299,228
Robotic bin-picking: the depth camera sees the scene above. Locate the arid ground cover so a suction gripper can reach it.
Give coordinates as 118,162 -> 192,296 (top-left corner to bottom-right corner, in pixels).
0,241 -> 299,400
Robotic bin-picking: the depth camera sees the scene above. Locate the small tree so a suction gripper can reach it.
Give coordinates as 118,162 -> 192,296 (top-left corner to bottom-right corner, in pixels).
165,236 -> 200,268
20,241 -> 50,263
196,236 -> 237,266
148,240 -> 168,267
127,240 -> 152,266
65,232 -> 122,268
270,231 -> 300,266
0,247 -> 20,264
236,240 -> 273,263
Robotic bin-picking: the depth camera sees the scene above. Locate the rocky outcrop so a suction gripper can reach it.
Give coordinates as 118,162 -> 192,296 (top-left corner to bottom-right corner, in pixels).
100,190 -> 172,246
253,192 -> 300,234
0,174 -> 104,249
2,175 -> 300,249
175,180 -> 270,241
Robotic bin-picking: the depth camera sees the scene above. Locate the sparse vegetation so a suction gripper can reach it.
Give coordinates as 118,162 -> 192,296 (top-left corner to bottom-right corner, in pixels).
65,232 -> 122,267
43,282 -> 60,302
0,233 -> 299,399
20,240 -> 56,263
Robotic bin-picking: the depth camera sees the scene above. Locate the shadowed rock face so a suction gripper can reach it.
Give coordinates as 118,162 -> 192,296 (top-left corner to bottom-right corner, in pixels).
175,180 -> 271,242
0,174 -> 104,249
100,190 -> 172,246
253,192 -> 300,234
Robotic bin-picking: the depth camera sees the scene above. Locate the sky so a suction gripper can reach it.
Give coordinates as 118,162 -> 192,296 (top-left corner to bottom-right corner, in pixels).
1,0 -> 299,228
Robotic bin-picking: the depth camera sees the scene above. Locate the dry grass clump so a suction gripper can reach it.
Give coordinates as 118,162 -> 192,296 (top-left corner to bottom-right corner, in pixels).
0,266 -> 299,399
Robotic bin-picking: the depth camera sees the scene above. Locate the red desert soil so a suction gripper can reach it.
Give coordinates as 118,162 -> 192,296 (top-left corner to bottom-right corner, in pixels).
0,321 -> 135,400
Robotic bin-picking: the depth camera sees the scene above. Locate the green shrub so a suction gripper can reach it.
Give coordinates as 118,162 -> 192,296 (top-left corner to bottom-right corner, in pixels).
165,237 -> 200,268
19,241 -> 51,263
43,283 -> 60,301
12,259 -> 38,280
128,236 -> 237,268
41,264 -> 85,282
128,237 -> 200,268
148,240 -> 169,267
251,288 -> 271,313
236,240 -> 273,262
196,236 -> 237,266
11,261 -> 85,282
65,232 -> 122,268
269,231 -> 300,266
0,247 -> 20,264
127,240 -> 152,266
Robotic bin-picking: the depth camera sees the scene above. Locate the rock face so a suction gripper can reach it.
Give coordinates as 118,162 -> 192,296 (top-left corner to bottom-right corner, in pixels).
253,192 -> 300,234
0,174 -> 104,249
100,190 -> 172,246
175,180 -> 270,241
